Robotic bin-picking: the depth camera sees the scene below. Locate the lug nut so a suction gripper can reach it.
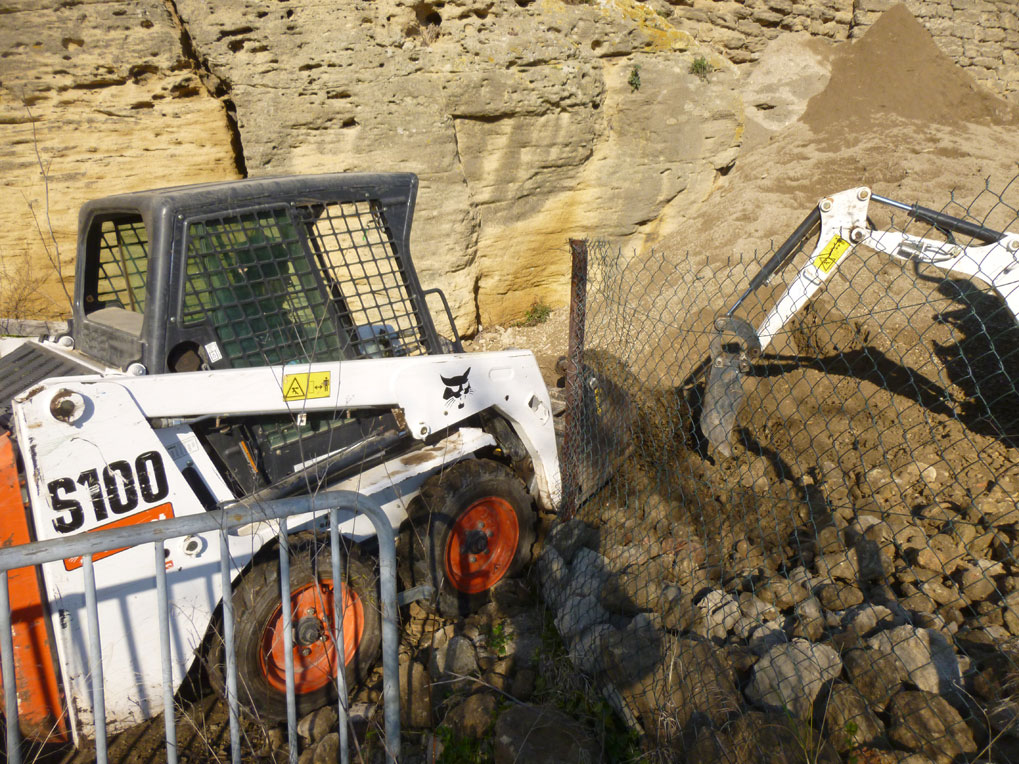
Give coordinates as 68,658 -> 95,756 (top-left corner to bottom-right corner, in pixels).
857,188 -> 870,201
819,198 -> 833,213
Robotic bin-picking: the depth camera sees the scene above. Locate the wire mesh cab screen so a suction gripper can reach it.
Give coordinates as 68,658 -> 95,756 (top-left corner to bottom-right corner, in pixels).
181,200 -> 432,368
76,214 -> 150,367
91,216 -> 149,316
178,196 -> 427,486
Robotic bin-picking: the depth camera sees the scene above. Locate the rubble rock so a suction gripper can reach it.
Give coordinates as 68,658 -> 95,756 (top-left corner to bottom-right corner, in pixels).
430,633 -> 478,683
745,639 -> 842,719
555,593 -> 611,643
399,660 -> 433,729
493,704 -> 601,764
886,690 -> 977,762
815,680 -> 887,752
445,691 -> 498,738
694,589 -> 742,641
866,626 -> 961,696
756,576 -> 810,610
790,596 -> 825,642
546,518 -> 596,564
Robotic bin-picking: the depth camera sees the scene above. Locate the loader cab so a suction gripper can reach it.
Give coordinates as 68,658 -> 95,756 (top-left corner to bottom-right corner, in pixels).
72,173 -> 453,489
73,173 -> 444,374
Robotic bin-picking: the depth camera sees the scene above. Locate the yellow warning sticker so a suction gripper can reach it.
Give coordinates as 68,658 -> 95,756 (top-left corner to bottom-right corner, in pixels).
814,236 -> 851,274
283,371 -> 331,402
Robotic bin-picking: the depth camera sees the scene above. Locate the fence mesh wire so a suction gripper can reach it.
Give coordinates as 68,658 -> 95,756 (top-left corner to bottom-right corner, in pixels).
548,179 -> 1019,762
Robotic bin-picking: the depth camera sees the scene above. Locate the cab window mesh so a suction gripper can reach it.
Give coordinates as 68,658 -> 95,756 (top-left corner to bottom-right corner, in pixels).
181,207 -> 342,367
300,201 -> 431,357
93,217 -> 149,314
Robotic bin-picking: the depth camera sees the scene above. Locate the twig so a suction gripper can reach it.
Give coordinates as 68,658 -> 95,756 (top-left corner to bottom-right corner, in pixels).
23,100 -> 72,308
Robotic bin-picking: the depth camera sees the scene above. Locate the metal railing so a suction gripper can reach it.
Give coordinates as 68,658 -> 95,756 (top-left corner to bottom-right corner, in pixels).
0,491 -> 401,764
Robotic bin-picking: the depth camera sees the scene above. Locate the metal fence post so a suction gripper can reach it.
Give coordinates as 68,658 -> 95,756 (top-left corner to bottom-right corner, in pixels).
561,238 -> 589,521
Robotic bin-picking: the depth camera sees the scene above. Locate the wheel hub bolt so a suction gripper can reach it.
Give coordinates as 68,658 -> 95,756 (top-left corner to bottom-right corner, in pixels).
466,529 -> 489,555
296,616 -> 324,646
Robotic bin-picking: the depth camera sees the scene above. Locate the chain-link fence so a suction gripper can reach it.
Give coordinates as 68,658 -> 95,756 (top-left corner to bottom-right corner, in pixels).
544,179 -> 1019,762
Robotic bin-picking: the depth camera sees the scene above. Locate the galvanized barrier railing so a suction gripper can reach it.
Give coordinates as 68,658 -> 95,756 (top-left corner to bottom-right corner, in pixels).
0,490 -> 401,764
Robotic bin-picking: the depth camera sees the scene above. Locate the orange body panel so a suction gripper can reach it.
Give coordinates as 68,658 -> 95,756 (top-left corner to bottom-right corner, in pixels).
0,432 -> 69,742
63,501 -> 174,571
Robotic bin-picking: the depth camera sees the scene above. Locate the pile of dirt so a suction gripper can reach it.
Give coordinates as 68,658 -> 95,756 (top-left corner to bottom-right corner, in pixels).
801,4 -> 1019,136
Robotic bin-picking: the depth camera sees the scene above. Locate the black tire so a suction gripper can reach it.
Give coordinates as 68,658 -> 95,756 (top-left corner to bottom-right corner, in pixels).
399,459 -> 536,618
208,533 -> 381,722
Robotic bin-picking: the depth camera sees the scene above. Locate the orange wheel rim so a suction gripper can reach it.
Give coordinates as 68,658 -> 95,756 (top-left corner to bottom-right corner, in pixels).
259,580 -> 364,694
445,497 -> 519,594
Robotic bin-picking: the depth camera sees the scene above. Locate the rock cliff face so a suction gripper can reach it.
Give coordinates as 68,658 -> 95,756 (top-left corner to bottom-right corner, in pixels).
1,0 -> 1017,330
0,0 -> 240,319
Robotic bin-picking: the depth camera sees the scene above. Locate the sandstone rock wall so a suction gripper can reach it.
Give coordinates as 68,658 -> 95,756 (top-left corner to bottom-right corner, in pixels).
0,0 -> 241,319
170,0 -> 743,330
1,0 -> 1017,330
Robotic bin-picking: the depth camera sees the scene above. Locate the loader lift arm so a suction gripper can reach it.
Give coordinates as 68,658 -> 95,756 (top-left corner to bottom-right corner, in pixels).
701,187 -> 1019,456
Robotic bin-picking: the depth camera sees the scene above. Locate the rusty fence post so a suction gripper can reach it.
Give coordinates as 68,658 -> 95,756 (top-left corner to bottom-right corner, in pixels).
561,238 -> 588,522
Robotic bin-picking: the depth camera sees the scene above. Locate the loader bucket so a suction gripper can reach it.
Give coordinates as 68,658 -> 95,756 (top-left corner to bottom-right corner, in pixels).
700,317 -> 761,458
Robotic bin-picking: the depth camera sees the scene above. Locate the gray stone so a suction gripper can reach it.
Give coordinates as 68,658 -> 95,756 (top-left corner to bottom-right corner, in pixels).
298,705 -> 338,743
886,690 -> 977,761
790,596 -> 825,642
561,547 -> 611,603
555,592 -> 610,642
546,518 -> 596,564
568,622 -> 613,676
536,546 -> 568,610
601,613 -> 664,686
399,659 -> 433,729
493,704 -> 601,764
745,639 -> 842,719
866,625 -> 961,696
694,589 -> 742,641
445,691 -> 498,737
815,680 -> 886,752
430,633 -> 478,682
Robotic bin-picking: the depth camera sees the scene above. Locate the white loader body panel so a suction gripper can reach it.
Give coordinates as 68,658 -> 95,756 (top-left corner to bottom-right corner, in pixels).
12,350 -> 559,739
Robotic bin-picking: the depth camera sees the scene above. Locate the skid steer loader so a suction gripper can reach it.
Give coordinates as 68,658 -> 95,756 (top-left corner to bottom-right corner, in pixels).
0,173 -> 569,745
700,186 -> 1019,456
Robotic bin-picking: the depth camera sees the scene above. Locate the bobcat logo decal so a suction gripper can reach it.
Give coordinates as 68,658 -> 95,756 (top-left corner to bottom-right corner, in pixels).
441,368 -> 472,409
